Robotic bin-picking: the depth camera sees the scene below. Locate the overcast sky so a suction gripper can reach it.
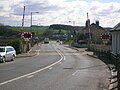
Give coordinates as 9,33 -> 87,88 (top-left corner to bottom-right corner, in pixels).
0,0 -> 120,27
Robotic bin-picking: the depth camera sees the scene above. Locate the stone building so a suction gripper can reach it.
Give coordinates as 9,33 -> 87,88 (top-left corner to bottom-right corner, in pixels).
82,20 -> 109,44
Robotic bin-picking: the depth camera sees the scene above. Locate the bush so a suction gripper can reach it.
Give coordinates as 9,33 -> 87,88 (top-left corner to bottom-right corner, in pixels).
8,40 -> 22,54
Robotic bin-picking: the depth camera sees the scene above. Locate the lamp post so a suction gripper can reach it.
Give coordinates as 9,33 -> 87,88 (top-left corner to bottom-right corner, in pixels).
27,12 -> 39,52
68,20 -> 76,42
31,12 -> 39,29
68,20 -> 75,26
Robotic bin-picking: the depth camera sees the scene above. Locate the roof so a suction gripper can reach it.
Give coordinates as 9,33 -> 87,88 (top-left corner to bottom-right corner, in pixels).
82,23 -> 106,32
111,22 -> 120,31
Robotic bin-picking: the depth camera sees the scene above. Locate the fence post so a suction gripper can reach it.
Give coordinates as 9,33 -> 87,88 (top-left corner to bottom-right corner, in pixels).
107,51 -> 111,64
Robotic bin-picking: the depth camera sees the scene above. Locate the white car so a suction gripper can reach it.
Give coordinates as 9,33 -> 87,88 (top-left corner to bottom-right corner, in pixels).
0,46 -> 16,63
44,38 -> 49,44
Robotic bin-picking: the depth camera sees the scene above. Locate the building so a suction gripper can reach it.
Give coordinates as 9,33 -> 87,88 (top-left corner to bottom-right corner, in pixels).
111,22 -> 120,55
82,20 -> 109,44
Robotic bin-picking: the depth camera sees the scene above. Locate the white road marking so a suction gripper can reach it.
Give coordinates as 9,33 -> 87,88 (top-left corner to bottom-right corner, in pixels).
49,67 -> 53,69
27,75 -> 34,78
37,50 -> 40,55
62,55 -> 65,60
35,50 -> 40,56
59,62 -> 62,64
35,50 -> 37,55
27,49 -> 32,54
0,49 -> 65,86
72,70 -> 79,76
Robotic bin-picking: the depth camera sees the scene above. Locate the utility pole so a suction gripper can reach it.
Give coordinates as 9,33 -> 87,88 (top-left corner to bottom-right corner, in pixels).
22,6 -> 25,30
87,12 -> 91,50
31,12 -> 32,29
21,6 -> 26,53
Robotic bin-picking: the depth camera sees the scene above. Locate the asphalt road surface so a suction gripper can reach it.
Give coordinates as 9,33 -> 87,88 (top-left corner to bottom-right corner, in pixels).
0,41 -> 110,90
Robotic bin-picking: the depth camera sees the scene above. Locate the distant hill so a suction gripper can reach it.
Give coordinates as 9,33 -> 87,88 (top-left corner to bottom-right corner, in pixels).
49,24 -> 84,30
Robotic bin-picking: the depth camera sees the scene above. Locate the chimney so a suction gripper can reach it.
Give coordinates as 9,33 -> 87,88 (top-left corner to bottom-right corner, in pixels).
96,20 -> 99,26
86,19 -> 90,27
85,12 -> 90,27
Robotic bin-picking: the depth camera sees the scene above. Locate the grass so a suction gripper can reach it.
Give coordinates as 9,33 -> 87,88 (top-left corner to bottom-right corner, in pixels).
9,26 -> 49,37
63,40 -> 74,45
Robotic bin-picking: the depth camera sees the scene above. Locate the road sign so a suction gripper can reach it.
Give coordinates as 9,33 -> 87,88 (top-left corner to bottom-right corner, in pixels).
101,33 -> 111,45
101,33 -> 110,40
21,32 -> 32,41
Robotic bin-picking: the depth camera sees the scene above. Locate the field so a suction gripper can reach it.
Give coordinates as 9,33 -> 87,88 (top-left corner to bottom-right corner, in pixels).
9,26 -> 49,36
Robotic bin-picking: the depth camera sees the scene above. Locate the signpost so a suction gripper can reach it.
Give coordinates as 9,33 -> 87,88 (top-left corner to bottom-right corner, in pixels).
21,32 -> 32,52
101,33 -> 111,45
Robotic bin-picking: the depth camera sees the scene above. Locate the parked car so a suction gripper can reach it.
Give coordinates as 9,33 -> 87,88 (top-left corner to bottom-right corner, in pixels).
0,46 -> 16,63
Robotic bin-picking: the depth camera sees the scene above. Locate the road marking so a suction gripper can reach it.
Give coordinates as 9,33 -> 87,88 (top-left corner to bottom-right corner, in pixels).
0,49 -> 65,86
28,49 -> 32,54
35,50 -> 37,55
59,62 -> 62,64
37,50 -> 40,55
63,55 -> 66,60
49,67 -> 53,69
35,50 -> 40,56
72,70 -> 79,76
27,75 -> 34,78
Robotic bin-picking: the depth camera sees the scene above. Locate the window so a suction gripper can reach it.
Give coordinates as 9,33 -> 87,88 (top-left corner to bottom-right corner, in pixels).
6,48 -> 10,52
10,48 -> 14,51
0,48 -> 5,52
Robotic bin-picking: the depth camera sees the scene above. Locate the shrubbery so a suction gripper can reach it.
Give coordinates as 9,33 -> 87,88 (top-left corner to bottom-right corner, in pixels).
8,40 -> 22,54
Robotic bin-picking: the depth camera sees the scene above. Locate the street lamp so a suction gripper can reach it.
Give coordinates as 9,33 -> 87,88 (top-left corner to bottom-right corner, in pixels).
31,12 -> 39,29
68,20 -> 76,42
68,21 -> 75,26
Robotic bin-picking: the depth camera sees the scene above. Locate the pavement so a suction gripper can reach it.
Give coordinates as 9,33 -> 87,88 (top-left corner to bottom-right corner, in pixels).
71,47 -> 118,90
16,44 -> 40,58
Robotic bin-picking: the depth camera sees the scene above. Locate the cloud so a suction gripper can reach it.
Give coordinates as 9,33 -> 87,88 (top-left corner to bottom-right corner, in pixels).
90,2 -> 120,16
0,0 -> 120,27
0,6 -> 3,10
12,0 -> 63,16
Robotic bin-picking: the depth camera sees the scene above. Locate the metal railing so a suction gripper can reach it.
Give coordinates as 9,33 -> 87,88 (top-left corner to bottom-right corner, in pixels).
92,49 -> 120,89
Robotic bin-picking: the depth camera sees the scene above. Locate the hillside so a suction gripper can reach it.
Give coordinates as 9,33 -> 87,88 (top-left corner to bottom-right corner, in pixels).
0,25 -> 19,38
49,24 -> 84,30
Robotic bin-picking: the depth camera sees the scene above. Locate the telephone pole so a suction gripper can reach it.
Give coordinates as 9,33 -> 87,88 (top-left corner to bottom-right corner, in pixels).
22,6 -> 25,30
87,12 -> 91,50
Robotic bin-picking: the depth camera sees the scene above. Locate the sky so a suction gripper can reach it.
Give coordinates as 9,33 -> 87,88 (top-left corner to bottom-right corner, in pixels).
0,0 -> 120,27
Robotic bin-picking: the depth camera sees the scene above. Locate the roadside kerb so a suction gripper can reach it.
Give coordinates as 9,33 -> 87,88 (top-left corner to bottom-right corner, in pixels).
16,53 -> 37,58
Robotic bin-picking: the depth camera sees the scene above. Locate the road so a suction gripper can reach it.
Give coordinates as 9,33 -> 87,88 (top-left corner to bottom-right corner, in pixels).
0,41 -> 110,90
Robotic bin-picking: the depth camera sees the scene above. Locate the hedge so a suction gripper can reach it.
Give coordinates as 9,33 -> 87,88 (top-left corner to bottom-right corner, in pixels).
8,40 -> 22,54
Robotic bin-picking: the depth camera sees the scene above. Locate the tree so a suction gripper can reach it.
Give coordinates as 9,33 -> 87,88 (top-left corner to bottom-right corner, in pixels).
42,29 -> 53,38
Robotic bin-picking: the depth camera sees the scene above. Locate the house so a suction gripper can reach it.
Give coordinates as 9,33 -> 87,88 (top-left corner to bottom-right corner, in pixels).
52,32 -> 68,41
111,22 -> 120,55
82,20 -> 109,44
